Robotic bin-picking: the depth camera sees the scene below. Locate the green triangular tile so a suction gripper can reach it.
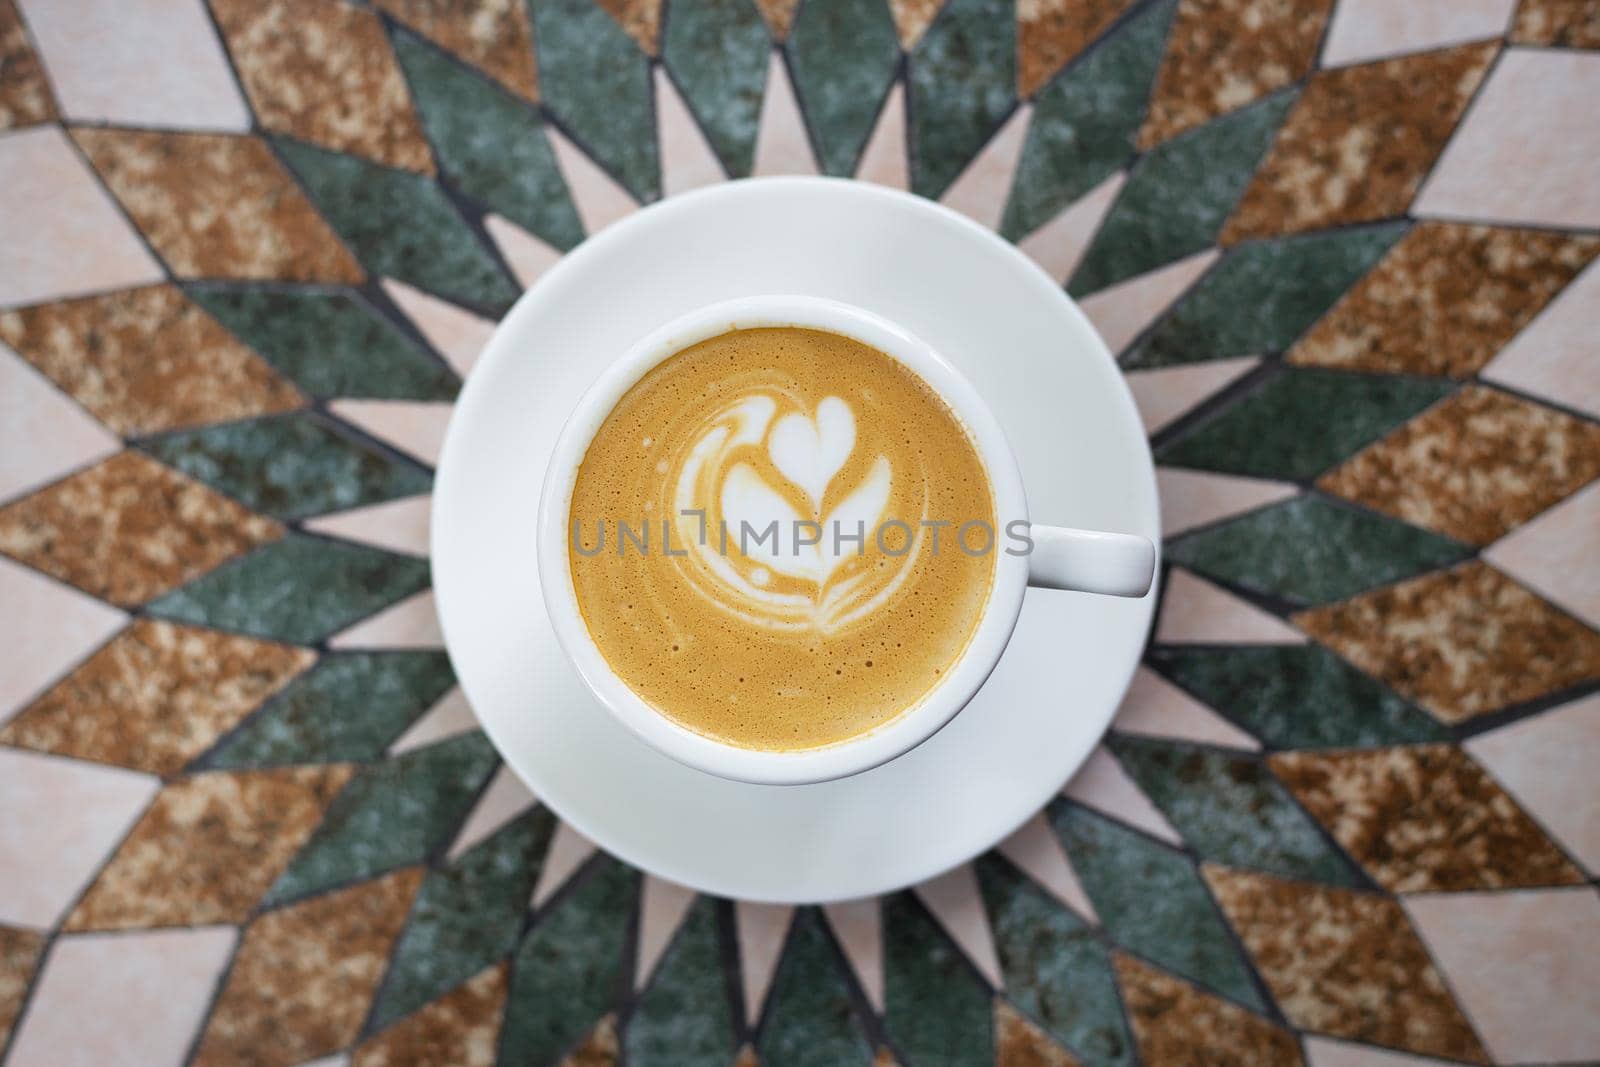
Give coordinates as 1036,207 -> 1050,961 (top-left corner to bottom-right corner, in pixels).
1108,736 -> 1360,886
146,534 -> 429,644
186,284 -> 458,402
1048,801 -> 1262,1012
391,28 -> 584,252
758,908 -> 873,1067
1125,222 -> 1409,368
1068,89 -> 1296,298
883,892 -> 994,1067
909,0 -> 1016,199
372,806 -> 557,1029
139,412 -> 431,521
1165,494 -> 1472,605
661,0 -> 769,178
1155,368 -> 1455,480
975,857 -> 1132,1067
1144,645 -> 1450,749
529,0 -> 659,201
205,652 -> 456,769
266,730 -> 499,904
274,138 -> 520,315
788,0 -> 900,177
1000,0 -> 1177,241
626,897 -> 736,1066
501,857 -> 637,1065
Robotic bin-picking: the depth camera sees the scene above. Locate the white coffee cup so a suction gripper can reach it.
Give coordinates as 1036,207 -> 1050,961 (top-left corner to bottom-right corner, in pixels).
537,295 -> 1155,786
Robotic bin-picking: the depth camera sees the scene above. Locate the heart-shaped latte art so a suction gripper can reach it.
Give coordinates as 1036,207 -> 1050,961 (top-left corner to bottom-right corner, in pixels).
768,396 -> 855,512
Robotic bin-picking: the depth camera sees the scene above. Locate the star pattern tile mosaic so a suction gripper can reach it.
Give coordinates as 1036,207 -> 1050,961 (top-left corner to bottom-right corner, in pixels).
2,0 -> 1598,1064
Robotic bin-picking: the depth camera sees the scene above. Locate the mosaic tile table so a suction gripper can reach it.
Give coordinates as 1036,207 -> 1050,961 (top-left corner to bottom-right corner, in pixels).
2,0 -> 1599,1064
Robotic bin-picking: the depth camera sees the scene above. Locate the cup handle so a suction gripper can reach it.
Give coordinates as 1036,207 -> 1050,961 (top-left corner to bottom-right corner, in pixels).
1025,525 -> 1156,598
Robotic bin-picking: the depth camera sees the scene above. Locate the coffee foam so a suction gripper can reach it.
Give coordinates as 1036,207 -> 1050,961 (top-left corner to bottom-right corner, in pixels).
569,327 -> 995,751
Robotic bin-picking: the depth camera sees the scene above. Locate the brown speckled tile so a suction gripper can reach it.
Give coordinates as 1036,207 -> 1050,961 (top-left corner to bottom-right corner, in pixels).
559,1013 -> 620,1067
1269,745 -> 1585,893
1017,0 -> 1137,97
353,963 -> 507,1067
890,0 -> 946,50
1319,386 -> 1600,545
0,926 -> 46,1057
0,0 -> 55,130
1203,866 -> 1488,1063
1137,0 -> 1333,149
191,867 -> 424,1067
755,0 -> 800,40
1114,953 -> 1302,1067
995,998 -> 1080,1066
66,764 -> 355,931
372,0 -> 539,101
70,128 -> 365,284
0,618 -> 314,775
1512,0 -> 1600,46
1221,43 -> 1497,243
211,0 -> 435,174
0,285 -> 304,435
1296,561 -> 1600,724
594,0 -> 661,54
1287,223 -> 1600,378
0,451 -> 283,607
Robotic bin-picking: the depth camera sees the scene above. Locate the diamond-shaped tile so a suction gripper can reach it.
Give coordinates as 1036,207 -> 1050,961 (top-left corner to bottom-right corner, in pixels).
1114,953 -> 1301,1067
1016,0 -> 1140,99
71,128 -> 363,284
908,0 -> 1016,199
1,285 -> 305,435
1296,561 -> 1600,724
788,0 -> 900,177
883,891 -> 998,1066
1223,44 -> 1497,242
355,963 -> 507,1067
1138,0 -> 1332,149
0,618 -> 313,775
1271,745 -> 1584,893
211,0 -> 433,173
372,0 -> 538,101
67,765 -> 355,931
759,909 -> 875,1065
1127,224 -> 1409,369
0,0 -> 55,130
0,451 -> 282,606
660,0 -> 770,179
1205,867 -> 1488,1064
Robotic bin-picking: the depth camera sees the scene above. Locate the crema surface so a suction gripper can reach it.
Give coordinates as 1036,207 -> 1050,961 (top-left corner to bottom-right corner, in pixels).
568,327 -> 997,751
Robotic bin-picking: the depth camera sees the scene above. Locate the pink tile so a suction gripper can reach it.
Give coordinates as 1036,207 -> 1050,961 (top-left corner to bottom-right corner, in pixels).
328,400 -> 452,467
380,278 -> 495,378
752,52 -> 819,176
854,82 -> 908,190
483,214 -> 564,291
0,557 -> 126,725
1125,356 -> 1260,437
1016,171 -> 1125,286
546,125 -> 639,237
445,763 -> 535,861
940,104 -> 1032,231
1155,567 -> 1306,645
1114,665 -> 1260,751
1062,746 -> 1182,846
0,127 -> 163,309
1405,888 -> 1600,1064
7,925 -> 236,1067
16,0 -> 249,131
1321,0 -> 1517,67
387,687 -> 479,756
734,900 -> 794,1024
531,821 -> 597,907
656,67 -> 724,198
1304,1036 -> 1463,1067
995,813 -> 1098,921
822,898 -> 883,1010
0,343 -> 120,505
1415,49 -> 1600,228
634,875 -> 697,989
0,748 -> 157,929
303,494 -> 432,559
326,589 -> 443,651
1080,250 -> 1220,356
1155,466 -> 1298,538
1482,258 -> 1600,421
1482,480 -> 1600,628
1466,693 -> 1600,874
912,865 -> 1002,988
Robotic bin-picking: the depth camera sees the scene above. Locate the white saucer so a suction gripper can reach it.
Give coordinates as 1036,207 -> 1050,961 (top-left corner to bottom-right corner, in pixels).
432,178 -> 1159,903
